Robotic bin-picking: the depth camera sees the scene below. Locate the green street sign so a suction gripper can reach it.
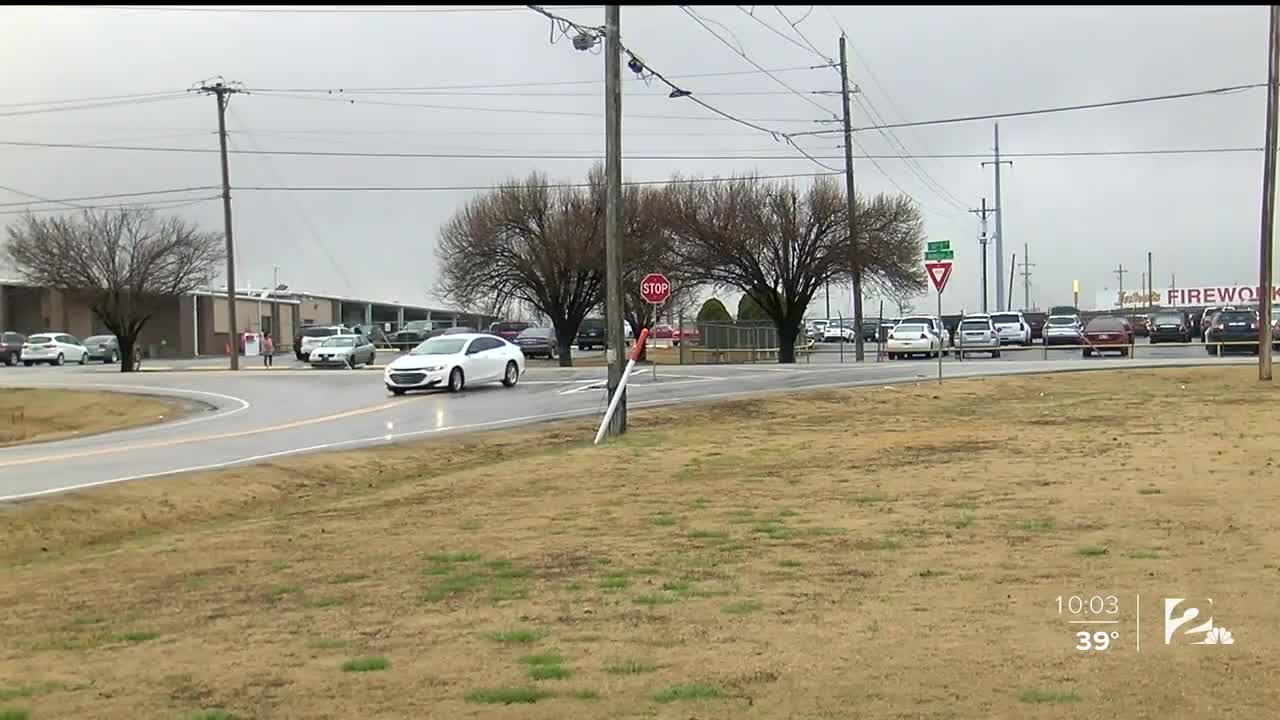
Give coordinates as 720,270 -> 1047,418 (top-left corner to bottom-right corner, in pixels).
926,241 -> 951,252
924,250 -> 955,261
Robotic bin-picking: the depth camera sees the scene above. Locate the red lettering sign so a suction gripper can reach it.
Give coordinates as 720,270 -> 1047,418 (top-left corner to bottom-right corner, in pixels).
639,273 -> 671,304
1238,286 -> 1256,303
1187,288 -> 1201,304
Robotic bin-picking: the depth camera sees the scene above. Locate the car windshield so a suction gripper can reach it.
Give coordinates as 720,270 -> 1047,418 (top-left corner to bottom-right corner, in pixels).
323,336 -> 358,347
894,324 -> 926,334
411,337 -> 467,355
1154,314 -> 1184,324
518,328 -> 551,339
960,321 -> 990,331
85,335 -> 114,344
900,318 -> 934,328
991,313 -> 1019,324
28,335 -> 53,344
1087,318 -> 1125,331
1218,311 -> 1256,323
1046,317 -> 1077,326
302,327 -> 338,338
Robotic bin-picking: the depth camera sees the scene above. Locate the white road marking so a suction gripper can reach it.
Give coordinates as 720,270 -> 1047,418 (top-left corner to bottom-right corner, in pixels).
0,383 -> 251,440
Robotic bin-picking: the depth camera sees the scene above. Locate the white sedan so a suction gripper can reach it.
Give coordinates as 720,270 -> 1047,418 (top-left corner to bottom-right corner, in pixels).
384,333 -> 525,395
21,333 -> 89,366
885,323 -> 943,359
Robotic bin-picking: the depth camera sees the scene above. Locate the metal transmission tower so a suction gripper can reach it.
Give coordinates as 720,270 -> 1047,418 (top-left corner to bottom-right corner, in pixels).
982,123 -> 1013,311
193,77 -> 246,371
969,198 -> 996,312
1020,243 -> 1035,310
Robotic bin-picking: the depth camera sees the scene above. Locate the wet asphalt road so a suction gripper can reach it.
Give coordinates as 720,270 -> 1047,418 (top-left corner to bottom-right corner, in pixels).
0,348 -> 1255,502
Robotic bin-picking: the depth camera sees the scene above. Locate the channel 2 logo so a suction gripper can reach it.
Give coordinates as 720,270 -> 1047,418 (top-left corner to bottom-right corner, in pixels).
1164,598 -> 1235,646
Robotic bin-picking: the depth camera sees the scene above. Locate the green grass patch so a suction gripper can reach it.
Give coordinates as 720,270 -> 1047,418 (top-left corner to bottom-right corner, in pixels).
1128,548 -> 1162,560
427,551 -> 482,564
70,616 -> 106,627
488,628 -> 547,644
1075,545 -> 1109,557
604,658 -> 656,675
423,573 -> 485,602
858,537 -> 901,551
519,652 -> 564,666
302,597 -> 343,609
306,638 -> 348,650
916,569 -> 950,578
485,559 -> 532,579
950,512 -> 975,529
0,711 -> 30,720
488,579 -> 530,602
113,631 -> 158,644
865,622 -> 881,633
653,684 -> 722,703
687,528 -> 728,541
331,573 -> 367,584
599,573 -> 629,590
268,585 -> 303,600
270,561 -> 291,572
528,664 -> 572,681
752,522 -> 796,540
652,514 -> 679,527
1137,487 -> 1162,495
778,559 -> 803,568
853,493 -> 886,504
1019,688 -> 1082,704
722,599 -> 763,615
1017,517 -> 1056,532
569,689 -> 600,700
187,711 -> 237,720
633,593 -> 680,607
341,656 -> 388,673
464,686 -> 552,704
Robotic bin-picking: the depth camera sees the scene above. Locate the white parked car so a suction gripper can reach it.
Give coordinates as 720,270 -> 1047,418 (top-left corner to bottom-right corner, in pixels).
384,333 -> 525,395
955,316 -> 1001,358
1042,315 -> 1085,346
898,315 -> 952,348
885,322 -> 943,359
309,334 -> 377,368
822,324 -> 857,343
21,333 -> 89,366
990,311 -> 1031,345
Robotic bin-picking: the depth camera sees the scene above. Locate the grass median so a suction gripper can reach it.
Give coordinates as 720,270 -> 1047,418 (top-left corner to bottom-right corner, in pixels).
1,366 -> 1278,719
0,389 -> 194,447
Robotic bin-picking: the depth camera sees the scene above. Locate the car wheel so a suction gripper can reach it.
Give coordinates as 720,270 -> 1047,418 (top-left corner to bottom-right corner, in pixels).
54,353 -> 65,366
3,353 -> 12,367
345,355 -> 355,369
79,352 -> 87,365
1082,349 -> 1091,357
1120,348 -> 1129,357
448,367 -> 465,393
23,361 -> 33,367
502,360 -> 519,388
992,350 -> 1001,358
390,387 -> 406,396
106,352 -> 116,364
1206,346 -> 1216,356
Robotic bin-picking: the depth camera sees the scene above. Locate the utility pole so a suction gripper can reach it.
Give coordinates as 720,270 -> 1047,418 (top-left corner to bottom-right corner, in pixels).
604,5 -> 628,433
1114,264 -> 1127,314
1020,242 -> 1035,310
825,283 -> 831,320
195,78 -> 245,371
839,35 -> 864,361
1007,252 -> 1017,312
982,123 -> 1013,311
969,198 -> 995,313
1147,252 -> 1154,311
1259,4 -> 1278,381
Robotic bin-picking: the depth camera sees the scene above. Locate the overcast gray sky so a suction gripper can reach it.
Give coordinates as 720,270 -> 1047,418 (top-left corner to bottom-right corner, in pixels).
0,4 -> 1271,316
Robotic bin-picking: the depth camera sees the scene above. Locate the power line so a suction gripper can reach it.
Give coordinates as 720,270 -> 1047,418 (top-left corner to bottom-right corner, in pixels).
0,90 -> 186,110
250,90 -> 823,123
773,6 -> 830,63
680,6 -> 838,119
0,195 -> 218,217
0,186 -> 219,209
0,94 -> 190,119
77,4 -> 603,13
786,82 -> 1268,137
735,6 -> 826,61
233,171 -> 844,193
244,65 -> 830,93
1,138 -> 1262,160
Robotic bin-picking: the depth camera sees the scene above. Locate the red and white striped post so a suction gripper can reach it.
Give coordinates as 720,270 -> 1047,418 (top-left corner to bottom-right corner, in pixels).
594,327 -> 650,445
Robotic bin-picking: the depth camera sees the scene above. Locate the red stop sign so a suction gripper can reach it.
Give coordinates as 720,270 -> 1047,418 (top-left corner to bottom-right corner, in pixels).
640,273 -> 671,304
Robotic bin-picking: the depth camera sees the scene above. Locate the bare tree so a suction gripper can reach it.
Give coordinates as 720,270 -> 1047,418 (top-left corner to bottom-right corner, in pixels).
658,175 -> 924,363
436,171 -> 604,366
4,207 -> 224,372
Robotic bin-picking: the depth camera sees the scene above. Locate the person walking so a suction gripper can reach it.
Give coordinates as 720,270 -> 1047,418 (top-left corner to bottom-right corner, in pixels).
263,332 -> 274,368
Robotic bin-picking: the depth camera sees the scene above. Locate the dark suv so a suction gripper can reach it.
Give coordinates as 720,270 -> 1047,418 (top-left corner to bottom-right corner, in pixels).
1023,311 -> 1048,341
576,318 -> 606,351
1,331 -> 24,366
1148,311 -> 1191,344
1204,309 -> 1259,354
390,320 -> 434,351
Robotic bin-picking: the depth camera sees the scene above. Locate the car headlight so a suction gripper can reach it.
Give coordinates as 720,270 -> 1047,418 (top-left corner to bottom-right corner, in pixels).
422,365 -> 445,372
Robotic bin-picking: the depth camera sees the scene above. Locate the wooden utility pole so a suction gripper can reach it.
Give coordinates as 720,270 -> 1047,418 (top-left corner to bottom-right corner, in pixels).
604,5 -> 628,432
196,78 -> 245,370
838,35 -> 863,361
970,198 -> 995,312
1259,5 -> 1278,381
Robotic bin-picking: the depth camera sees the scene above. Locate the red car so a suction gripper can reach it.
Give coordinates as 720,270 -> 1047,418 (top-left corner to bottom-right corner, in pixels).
651,324 -> 675,339
672,325 -> 700,346
1082,316 -> 1133,357
489,320 -> 532,342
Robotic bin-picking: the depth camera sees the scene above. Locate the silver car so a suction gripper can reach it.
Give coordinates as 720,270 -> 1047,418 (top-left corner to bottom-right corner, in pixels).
308,334 -> 376,368
1043,315 -> 1084,346
955,317 -> 1001,358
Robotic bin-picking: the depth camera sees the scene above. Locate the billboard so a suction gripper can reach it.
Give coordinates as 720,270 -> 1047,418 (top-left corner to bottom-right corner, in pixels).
1094,285 -> 1280,310
1093,289 -> 1161,311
